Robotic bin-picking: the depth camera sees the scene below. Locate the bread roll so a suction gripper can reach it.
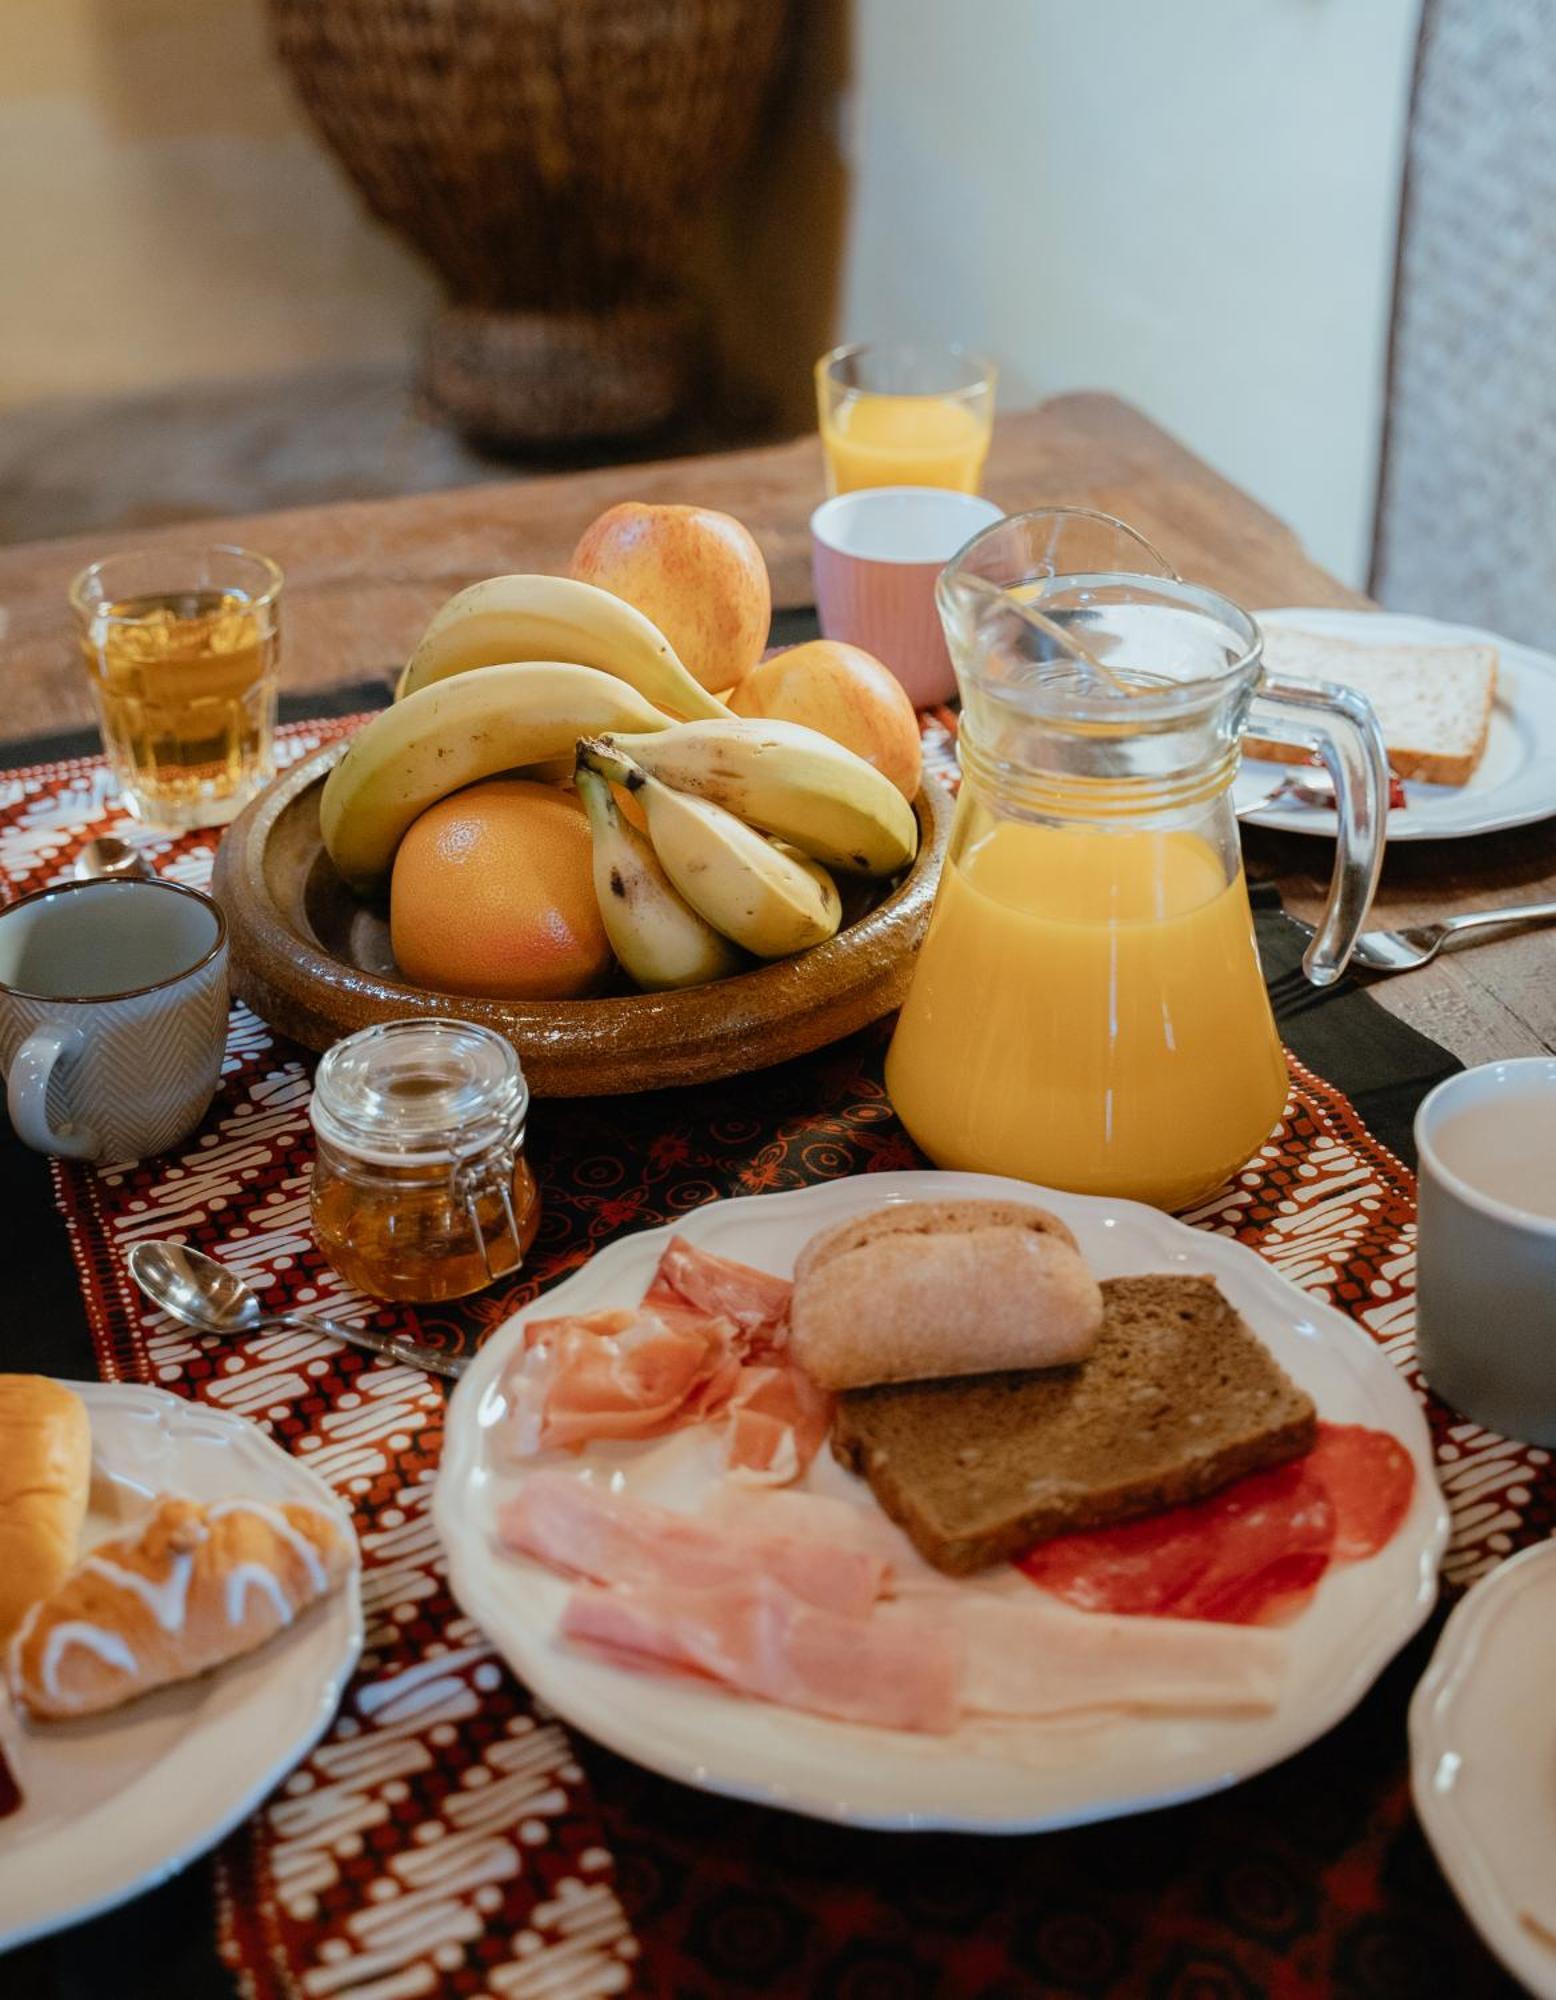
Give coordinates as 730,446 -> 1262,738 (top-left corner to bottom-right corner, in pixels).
8,1494 -> 355,1720
790,1200 -> 1102,1391
0,1375 -> 90,1642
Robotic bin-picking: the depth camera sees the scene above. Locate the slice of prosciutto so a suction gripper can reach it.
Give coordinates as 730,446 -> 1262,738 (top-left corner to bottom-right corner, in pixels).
560,1573 -> 961,1734
645,1236 -> 792,1348
501,1304 -> 738,1454
722,1364 -> 833,1485
499,1471 -> 886,1617
500,1238 -> 829,1482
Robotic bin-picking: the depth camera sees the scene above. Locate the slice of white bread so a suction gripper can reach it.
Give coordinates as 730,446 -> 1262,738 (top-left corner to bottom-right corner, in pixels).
1248,627 -> 1498,787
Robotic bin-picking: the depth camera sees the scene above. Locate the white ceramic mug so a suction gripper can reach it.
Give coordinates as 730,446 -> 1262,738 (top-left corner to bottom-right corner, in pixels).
811,487 -> 1004,706
1415,1058 -> 1556,1445
0,877 -> 229,1163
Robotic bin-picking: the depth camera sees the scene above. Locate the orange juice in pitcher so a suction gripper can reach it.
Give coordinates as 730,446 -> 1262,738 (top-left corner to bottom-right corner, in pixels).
885,510 -> 1389,1210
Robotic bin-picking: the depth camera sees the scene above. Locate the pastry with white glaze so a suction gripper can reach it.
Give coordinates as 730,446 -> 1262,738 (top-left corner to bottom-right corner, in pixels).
6,1494 -> 354,1720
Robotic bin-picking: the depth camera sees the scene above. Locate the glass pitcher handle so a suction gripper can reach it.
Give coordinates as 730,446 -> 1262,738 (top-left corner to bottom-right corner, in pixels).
1245,677 -> 1389,985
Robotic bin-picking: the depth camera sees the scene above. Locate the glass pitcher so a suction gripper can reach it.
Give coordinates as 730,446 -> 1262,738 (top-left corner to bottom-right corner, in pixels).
885,509 -> 1388,1211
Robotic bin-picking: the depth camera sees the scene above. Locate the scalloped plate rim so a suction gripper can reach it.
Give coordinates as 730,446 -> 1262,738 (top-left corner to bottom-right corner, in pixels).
435,1169 -> 1447,1834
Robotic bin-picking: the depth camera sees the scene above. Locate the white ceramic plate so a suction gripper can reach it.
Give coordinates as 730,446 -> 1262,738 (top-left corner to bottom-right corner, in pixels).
0,1383 -> 361,1950
1410,1538 -> 1556,1997
435,1170 -> 1448,1834
1234,607 -> 1556,840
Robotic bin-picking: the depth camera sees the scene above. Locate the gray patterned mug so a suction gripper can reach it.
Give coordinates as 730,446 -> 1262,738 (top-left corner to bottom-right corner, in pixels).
0,877 -> 228,1162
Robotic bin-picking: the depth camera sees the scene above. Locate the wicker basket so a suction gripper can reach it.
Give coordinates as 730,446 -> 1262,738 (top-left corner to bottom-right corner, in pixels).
269,0 -> 789,444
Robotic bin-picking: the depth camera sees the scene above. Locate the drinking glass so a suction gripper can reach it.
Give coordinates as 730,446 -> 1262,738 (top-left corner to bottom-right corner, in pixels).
816,343 -> 996,496
71,544 -> 283,830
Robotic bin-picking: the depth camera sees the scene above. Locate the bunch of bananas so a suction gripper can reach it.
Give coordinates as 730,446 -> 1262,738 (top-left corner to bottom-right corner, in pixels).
319,573 -> 919,990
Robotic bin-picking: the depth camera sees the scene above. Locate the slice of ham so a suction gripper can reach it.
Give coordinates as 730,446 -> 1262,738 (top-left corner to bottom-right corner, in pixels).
1019,1423 -> 1415,1625
897,1590 -> 1286,1717
499,1471 -> 886,1617
560,1574 -> 961,1734
701,1484 -> 915,1568
645,1236 -> 792,1349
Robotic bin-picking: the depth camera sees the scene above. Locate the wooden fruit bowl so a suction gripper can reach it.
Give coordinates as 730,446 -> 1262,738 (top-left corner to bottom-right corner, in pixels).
211,742 -> 953,1097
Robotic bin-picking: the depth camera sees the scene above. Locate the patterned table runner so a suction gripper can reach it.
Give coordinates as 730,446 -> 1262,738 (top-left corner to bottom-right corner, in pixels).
1,720 -> 1542,1999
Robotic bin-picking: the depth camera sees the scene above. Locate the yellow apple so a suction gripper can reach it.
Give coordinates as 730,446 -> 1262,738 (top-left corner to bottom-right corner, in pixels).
729,640 -> 923,799
569,501 -> 771,693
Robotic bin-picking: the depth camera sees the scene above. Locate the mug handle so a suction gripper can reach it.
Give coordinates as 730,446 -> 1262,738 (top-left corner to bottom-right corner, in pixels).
7,1024 -> 100,1159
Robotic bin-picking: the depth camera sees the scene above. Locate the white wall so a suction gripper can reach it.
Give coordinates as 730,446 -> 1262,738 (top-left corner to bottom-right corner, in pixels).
834,0 -> 1422,587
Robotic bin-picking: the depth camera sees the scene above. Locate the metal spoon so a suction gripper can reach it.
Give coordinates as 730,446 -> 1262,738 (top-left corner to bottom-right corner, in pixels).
127,1240 -> 467,1380
73,835 -> 155,881
1290,899 -> 1556,973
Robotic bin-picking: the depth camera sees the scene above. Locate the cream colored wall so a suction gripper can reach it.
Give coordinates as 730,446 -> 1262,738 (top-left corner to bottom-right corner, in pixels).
0,0 -> 435,411
829,0 -> 1422,586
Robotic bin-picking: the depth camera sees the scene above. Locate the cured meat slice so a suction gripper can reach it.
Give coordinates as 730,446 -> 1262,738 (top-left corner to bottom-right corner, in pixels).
645,1237 -> 792,1350
560,1574 -> 961,1734
499,1472 -> 886,1617
903,1591 -> 1286,1716
1019,1457 -> 1337,1625
723,1363 -> 833,1486
1018,1422 -> 1415,1625
1306,1422 -> 1416,1560
701,1484 -> 916,1567
502,1305 -> 735,1453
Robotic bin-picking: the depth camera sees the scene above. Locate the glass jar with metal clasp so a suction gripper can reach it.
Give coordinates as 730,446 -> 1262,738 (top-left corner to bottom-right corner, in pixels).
309,1018 -> 540,1303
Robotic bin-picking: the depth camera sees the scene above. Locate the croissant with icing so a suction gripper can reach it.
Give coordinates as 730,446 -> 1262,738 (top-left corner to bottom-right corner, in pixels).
7,1495 -> 355,1721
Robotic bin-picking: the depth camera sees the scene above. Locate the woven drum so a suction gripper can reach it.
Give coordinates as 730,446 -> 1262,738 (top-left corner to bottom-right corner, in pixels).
268,0 -> 790,444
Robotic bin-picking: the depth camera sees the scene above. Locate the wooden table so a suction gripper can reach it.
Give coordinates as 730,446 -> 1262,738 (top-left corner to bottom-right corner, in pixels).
3,391 -> 1552,1065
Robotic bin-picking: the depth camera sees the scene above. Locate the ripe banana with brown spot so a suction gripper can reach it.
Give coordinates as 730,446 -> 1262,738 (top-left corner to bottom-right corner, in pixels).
396,573 -> 728,721
579,739 -> 842,959
598,717 -> 918,875
574,762 -> 744,990
320,663 -> 671,892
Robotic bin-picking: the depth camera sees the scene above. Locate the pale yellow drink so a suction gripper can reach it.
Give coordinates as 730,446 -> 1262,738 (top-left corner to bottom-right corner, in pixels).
72,549 -> 281,829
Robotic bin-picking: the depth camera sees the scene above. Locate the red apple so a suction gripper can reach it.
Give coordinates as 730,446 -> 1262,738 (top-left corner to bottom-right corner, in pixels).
570,502 -> 771,693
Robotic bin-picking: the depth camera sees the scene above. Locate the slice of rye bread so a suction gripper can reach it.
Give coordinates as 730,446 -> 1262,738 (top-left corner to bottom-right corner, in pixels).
829,1274 -> 1318,1576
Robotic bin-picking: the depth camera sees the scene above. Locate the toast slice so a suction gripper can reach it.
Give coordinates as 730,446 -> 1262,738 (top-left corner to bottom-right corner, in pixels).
1247,627 -> 1497,787
829,1274 -> 1317,1576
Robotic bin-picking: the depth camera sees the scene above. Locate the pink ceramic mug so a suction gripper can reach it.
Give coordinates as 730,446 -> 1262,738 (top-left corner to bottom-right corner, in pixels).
810,487 -> 1004,707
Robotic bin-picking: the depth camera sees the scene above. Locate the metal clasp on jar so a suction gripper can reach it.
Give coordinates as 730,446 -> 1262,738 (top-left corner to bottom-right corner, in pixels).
451,1148 -> 525,1282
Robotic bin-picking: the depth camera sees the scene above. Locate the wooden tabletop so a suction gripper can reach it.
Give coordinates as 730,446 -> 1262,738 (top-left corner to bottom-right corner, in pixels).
2,390 -> 1551,1066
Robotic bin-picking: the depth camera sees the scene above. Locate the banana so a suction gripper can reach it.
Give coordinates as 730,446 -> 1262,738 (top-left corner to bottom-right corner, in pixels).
396,573 -> 729,721
320,663 -> 671,892
574,763 -> 743,990
599,718 -> 918,876
579,739 -> 841,959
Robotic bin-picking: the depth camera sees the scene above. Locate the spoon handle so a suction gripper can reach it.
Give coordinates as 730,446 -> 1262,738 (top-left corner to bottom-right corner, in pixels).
256,1309 -> 467,1380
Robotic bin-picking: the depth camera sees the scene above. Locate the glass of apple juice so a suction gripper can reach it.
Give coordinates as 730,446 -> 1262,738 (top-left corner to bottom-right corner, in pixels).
70,544 -> 283,830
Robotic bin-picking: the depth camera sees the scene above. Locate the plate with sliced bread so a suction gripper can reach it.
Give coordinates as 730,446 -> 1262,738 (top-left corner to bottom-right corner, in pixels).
1235,607 -> 1556,840
0,1378 -> 361,1950
436,1170 -> 1447,1834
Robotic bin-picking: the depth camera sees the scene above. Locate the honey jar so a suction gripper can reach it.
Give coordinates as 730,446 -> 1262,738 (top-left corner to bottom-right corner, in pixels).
309,1018 -> 539,1303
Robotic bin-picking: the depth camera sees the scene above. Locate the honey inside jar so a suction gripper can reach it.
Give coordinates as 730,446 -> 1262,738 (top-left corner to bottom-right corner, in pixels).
309,1018 -> 539,1304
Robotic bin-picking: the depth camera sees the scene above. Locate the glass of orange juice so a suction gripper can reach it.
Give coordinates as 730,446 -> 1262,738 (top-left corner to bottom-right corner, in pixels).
816,343 -> 996,496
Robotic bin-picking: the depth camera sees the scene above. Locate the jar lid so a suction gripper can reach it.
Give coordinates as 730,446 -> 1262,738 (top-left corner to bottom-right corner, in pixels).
310,1018 -> 528,1167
